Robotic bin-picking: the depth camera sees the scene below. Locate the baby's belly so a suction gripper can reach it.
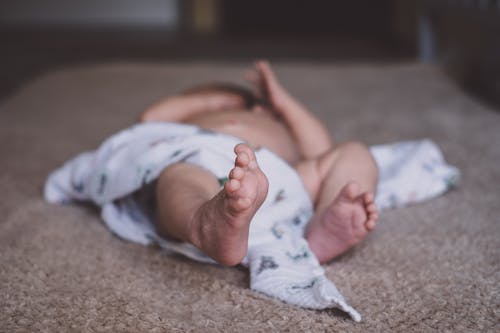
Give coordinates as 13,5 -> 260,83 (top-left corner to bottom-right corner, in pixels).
183,110 -> 300,164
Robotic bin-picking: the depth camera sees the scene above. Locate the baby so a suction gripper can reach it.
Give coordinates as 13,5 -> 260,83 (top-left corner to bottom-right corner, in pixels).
139,60 -> 378,266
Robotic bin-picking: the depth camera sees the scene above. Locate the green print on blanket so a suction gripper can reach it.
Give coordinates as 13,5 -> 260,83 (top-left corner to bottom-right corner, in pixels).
286,278 -> 319,295
218,177 -> 229,187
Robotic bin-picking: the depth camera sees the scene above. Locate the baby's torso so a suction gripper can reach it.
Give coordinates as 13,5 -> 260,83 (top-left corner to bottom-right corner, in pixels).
183,110 -> 300,164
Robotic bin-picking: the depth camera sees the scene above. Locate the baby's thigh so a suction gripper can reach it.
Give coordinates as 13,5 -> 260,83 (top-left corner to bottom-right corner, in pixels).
294,148 -> 342,204
157,162 -> 220,202
294,159 -> 322,203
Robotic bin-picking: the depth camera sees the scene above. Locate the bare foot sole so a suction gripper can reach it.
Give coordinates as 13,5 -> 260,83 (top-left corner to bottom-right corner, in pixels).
190,143 -> 269,266
305,181 -> 378,264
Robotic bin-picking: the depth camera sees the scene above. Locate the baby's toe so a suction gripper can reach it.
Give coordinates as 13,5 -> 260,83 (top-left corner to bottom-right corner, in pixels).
366,202 -> 377,214
362,192 -> 375,204
365,218 -> 376,231
224,178 -> 240,195
230,167 -> 244,180
235,144 -> 256,159
235,143 -> 252,154
235,152 -> 250,167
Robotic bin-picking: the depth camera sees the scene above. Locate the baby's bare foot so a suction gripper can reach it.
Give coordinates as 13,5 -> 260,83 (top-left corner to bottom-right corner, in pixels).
305,181 -> 378,264
190,143 -> 268,266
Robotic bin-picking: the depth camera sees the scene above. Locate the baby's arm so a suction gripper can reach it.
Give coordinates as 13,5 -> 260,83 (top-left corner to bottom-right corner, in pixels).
247,61 -> 333,159
139,89 -> 246,123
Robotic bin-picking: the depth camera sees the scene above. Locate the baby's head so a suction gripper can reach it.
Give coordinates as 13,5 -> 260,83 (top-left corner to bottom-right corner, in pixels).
181,83 -> 261,111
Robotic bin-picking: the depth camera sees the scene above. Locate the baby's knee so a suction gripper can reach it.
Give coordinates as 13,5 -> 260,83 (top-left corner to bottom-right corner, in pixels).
339,141 -> 372,160
340,141 -> 378,175
340,140 -> 369,153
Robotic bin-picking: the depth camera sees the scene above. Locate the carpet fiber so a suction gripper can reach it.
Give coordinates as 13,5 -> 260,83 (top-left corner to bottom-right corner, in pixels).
1,62 -> 499,332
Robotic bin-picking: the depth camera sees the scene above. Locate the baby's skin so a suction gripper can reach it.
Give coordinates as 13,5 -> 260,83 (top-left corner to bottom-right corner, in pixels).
189,144 -> 377,265
189,144 -> 269,265
146,60 -> 379,265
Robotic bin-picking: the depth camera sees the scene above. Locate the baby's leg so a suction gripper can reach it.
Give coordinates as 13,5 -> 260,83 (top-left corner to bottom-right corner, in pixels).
155,144 -> 268,266
296,141 -> 379,264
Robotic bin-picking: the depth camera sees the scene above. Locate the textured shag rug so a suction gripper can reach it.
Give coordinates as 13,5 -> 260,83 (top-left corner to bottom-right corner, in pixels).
1,62 -> 499,332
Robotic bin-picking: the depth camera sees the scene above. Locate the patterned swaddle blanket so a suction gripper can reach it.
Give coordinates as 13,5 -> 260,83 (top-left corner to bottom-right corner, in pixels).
44,122 -> 460,322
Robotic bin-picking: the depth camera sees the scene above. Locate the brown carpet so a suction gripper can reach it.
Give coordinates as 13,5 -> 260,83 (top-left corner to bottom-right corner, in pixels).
1,62 -> 499,332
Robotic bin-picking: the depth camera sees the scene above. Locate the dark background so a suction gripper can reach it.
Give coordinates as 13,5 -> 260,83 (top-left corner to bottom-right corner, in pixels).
1,0 -> 499,109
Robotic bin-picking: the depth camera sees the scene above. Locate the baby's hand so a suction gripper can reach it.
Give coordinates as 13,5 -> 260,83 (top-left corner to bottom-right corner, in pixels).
245,60 -> 291,116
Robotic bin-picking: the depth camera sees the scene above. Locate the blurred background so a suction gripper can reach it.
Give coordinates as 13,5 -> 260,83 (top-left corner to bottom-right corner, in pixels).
1,0 -> 499,109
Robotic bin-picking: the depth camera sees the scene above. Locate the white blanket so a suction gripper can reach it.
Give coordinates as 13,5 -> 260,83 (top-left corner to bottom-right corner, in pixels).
44,122 -> 459,322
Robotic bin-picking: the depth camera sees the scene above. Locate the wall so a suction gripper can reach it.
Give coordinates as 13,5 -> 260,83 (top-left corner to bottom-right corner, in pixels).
0,0 -> 179,28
